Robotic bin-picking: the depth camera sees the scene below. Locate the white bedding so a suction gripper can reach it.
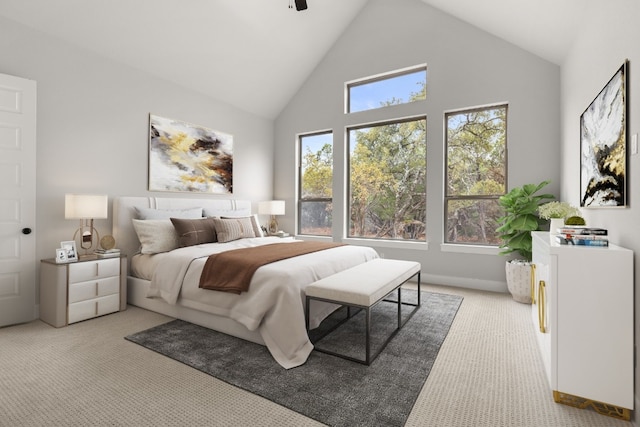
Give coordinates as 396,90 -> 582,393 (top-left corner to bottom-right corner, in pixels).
137,236 -> 379,369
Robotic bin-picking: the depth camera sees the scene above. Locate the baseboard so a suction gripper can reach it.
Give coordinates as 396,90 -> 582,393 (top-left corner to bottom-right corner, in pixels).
420,273 -> 507,294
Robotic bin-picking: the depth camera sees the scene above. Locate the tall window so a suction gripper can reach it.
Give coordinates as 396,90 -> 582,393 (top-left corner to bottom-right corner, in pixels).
348,117 -> 427,241
347,66 -> 426,113
299,132 -> 333,236
445,104 -> 507,245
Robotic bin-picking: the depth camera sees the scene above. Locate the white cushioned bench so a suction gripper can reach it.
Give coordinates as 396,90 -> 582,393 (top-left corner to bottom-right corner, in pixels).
305,258 -> 421,365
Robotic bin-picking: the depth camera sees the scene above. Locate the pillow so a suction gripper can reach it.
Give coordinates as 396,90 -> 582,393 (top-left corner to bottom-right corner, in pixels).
132,219 -> 179,254
170,217 -> 217,247
221,214 -> 264,238
135,206 -> 203,220
212,217 -> 257,243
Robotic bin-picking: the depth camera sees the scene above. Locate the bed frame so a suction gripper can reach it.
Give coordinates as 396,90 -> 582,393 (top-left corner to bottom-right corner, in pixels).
112,196 -> 265,345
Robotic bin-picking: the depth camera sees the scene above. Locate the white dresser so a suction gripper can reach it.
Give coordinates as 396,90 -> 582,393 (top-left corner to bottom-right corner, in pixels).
531,231 -> 633,420
40,256 -> 127,327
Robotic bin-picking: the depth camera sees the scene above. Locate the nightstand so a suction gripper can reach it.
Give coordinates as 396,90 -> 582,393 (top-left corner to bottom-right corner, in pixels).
40,256 -> 127,327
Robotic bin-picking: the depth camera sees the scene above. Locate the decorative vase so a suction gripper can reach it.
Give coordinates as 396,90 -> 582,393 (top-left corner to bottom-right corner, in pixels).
505,260 -> 532,304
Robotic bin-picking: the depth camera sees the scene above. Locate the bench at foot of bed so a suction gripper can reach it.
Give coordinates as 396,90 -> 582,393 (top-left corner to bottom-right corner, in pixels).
305,258 -> 421,365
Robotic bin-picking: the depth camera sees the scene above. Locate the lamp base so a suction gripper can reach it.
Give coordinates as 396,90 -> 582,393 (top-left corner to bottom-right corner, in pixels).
268,216 -> 279,235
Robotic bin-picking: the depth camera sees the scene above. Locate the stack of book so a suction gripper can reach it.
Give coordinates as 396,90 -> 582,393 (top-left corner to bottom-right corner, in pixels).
554,226 -> 609,247
94,248 -> 121,258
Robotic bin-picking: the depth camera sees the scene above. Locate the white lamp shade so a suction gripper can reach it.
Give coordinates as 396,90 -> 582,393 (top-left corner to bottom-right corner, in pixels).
258,200 -> 285,215
65,194 -> 108,219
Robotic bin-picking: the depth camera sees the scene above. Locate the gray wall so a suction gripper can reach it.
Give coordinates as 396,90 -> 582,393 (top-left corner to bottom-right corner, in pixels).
0,16 -> 275,290
560,0 -> 640,419
274,0 -> 561,292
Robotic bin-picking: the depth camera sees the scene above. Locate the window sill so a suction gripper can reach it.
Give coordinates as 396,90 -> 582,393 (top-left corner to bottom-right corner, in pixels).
343,238 -> 428,251
440,243 -> 500,255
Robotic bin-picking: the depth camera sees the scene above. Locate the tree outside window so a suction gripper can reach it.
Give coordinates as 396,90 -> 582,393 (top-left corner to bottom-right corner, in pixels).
348,117 -> 427,241
299,132 -> 332,236
445,105 -> 507,245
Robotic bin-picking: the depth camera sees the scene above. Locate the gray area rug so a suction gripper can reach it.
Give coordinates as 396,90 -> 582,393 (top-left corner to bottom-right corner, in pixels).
125,290 -> 462,427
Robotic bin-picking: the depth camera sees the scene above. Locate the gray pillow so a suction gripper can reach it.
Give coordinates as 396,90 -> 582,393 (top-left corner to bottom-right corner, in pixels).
212,217 -> 257,243
135,206 -> 203,220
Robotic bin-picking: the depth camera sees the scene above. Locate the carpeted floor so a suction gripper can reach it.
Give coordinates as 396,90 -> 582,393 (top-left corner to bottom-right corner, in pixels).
0,283 -> 632,426
125,291 -> 462,427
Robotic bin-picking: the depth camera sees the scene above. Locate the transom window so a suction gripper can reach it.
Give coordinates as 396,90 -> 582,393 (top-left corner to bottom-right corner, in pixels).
346,65 -> 426,113
444,104 -> 507,245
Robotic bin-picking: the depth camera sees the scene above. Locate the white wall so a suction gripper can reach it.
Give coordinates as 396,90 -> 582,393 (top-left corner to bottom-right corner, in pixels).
274,0 -> 561,292
561,0 -> 640,421
0,16 -> 275,294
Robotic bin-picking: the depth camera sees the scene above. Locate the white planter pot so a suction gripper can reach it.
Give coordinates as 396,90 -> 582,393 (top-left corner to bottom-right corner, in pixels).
549,218 -> 564,235
505,261 -> 532,304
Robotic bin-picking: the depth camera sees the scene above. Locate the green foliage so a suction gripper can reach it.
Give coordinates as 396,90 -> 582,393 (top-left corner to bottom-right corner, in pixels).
445,106 -> 507,244
349,117 -> 426,240
564,215 -> 586,226
301,143 -> 332,199
496,181 -> 555,261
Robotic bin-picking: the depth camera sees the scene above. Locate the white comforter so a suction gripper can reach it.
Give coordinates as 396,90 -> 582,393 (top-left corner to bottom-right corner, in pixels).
144,237 -> 379,369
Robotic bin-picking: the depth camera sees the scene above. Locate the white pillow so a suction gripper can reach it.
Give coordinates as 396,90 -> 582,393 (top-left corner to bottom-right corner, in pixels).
135,207 -> 203,220
221,214 -> 264,238
132,219 -> 179,254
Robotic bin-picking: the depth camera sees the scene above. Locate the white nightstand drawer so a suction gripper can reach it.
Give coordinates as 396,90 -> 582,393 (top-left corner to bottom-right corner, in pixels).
68,276 -> 120,304
68,258 -> 120,284
68,294 -> 120,324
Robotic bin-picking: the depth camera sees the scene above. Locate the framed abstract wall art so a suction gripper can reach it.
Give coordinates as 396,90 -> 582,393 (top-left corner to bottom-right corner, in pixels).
580,61 -> 627,207
148,114 -> 233,194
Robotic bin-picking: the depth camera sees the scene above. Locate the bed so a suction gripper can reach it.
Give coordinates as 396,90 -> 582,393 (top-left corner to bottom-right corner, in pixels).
112,196 -> 379,368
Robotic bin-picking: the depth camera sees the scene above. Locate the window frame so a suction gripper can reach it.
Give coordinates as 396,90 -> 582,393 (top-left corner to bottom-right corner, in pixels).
346,115 -> 427,242
297,130 -> 334,237
345,64 -> 427,114
443,103 -> 508,246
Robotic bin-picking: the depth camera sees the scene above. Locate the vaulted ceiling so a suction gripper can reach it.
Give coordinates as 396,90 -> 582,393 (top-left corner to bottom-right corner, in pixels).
0,0 -> 591,119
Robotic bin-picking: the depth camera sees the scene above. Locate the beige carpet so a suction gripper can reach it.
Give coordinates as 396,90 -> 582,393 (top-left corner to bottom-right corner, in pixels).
0,284 -> 632,427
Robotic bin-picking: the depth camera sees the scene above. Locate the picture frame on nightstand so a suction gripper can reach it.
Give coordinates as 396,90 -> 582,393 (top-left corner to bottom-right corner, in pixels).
60,240 -> 78,262
55,248 -> 67,264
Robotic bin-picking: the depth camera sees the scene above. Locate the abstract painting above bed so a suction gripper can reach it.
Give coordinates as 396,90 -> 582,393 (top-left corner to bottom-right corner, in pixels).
148,114 -> 233,194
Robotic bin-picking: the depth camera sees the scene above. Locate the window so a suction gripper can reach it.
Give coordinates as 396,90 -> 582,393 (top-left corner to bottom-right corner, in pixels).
347,66 -> 426,113
298,131 -> 333,236
444,105 -> 507,245
348,117 -> 426,241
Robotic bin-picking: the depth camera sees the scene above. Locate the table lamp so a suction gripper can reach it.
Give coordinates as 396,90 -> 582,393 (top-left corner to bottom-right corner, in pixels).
65,194 -> 108,255
258,200 -> 285,235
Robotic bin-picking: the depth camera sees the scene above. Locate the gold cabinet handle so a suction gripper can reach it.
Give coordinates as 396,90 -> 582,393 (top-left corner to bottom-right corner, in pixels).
538,280 -> 546,333
530,264 -> 536,304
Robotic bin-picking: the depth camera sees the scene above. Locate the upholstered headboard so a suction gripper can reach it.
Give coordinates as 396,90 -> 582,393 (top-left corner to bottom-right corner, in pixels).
112,196 -> 252,263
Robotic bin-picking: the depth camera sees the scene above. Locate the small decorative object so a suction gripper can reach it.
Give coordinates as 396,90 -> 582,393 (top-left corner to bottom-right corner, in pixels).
537,201 -> 580,235
55,248 -> 68,264
537,202 -> 580,222
149,114 -> 233,194
564,216 -> 586,226
100,235 -> 116,251
580,61 -> 627,207
496,181 -> 554,303
60,240 -> 78,262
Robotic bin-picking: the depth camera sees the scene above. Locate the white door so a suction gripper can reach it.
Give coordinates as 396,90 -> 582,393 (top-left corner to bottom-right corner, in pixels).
0,73 -> 37,327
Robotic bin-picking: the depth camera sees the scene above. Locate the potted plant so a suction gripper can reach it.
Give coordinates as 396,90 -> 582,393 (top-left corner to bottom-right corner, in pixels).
496,181 -> 555,303
537,201 -> 581,233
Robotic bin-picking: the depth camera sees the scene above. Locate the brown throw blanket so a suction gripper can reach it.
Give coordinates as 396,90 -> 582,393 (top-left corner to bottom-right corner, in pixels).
199,241 -> 345,294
